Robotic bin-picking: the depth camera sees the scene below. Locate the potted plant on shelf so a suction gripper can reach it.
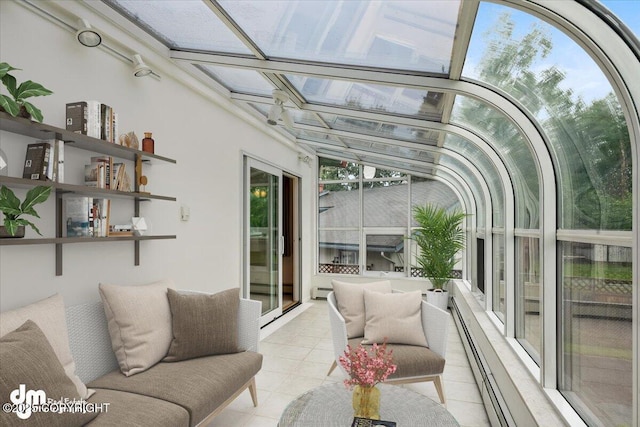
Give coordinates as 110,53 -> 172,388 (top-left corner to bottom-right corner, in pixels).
0,62 -> 53,123
0,185 -> 51,238
410,204 -> 467,310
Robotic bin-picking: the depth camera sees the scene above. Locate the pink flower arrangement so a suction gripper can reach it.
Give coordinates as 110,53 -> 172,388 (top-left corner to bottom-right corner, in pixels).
339,341 -> 397,389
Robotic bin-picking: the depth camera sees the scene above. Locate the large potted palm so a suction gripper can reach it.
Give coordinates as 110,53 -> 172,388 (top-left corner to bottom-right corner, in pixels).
410,204 -> 467,310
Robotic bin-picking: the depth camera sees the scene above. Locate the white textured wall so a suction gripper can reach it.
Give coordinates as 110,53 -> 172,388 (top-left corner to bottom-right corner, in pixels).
0,1 -> 314,311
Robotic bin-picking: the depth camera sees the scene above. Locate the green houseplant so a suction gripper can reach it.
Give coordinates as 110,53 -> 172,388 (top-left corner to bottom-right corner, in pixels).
410,204 -> 467,309
0,185 -> 52,237
0,62 -> 53,123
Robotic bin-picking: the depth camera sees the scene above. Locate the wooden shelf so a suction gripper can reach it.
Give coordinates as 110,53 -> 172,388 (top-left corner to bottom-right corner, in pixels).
0,112 -> 176,164
0,235 -> 176,246
0,176 -> 176,201
0,111 -> 177,275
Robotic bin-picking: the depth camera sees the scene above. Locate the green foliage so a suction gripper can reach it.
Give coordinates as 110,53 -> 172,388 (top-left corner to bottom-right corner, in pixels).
470,12 -> 632,230
410,204 -> 467,289
0,185 -> 51,236
0,62 -> 53,123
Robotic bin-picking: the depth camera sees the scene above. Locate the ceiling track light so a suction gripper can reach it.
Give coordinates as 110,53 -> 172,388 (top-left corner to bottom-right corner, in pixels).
267,89 -> 293,127
132,54 -> 153,77
76,18 -> 102,47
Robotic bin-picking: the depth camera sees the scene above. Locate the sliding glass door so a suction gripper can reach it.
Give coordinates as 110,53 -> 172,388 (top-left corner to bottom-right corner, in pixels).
244,158 -> 282,326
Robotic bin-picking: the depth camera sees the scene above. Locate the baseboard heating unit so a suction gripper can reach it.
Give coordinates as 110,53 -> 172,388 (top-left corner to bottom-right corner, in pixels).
450,298 -> 515,427
311,287 -> 332,299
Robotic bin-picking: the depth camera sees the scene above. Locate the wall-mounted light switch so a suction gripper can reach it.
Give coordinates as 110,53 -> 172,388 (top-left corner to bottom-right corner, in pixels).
180,205 -> 190,221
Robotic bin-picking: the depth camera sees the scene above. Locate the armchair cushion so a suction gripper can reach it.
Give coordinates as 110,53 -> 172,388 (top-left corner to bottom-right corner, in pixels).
347,338 -> 445,378
331,280 -> 391,338
362,290 -> 428,347
163,288 -> 240,362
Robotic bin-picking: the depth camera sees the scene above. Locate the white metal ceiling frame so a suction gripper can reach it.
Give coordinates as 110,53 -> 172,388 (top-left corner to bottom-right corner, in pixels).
85,0 -> 638,421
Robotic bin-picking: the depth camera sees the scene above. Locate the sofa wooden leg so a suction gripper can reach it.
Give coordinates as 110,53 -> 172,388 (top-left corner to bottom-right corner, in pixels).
434,375 -> 446,405
249,377 -> 258,407
326,360 -> 337,376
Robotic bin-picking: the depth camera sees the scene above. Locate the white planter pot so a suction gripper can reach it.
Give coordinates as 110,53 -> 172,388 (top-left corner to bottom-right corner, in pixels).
425,289 -> 449,311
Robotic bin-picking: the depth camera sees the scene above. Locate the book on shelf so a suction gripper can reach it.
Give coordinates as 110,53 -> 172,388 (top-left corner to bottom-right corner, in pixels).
87,155 -> 113,189
64,196 -> 110,237
351,418 -> 396,427
22,141 -> 51,180
65,101 -> 88,135
66,100 -> 117,142
108,224 -> 133,237
64,196 -> 91,237
84,163 -> 103,188
56,139 -> 64,183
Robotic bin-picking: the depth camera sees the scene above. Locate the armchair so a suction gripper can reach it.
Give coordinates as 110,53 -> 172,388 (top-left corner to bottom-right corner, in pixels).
327,290 -> 450,404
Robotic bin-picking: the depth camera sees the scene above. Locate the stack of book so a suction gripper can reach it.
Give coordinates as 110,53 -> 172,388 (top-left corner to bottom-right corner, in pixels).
22,140 -> 64,182
64,196 -> 110,238
66,101 -> 118,143
84,156 -> 132,191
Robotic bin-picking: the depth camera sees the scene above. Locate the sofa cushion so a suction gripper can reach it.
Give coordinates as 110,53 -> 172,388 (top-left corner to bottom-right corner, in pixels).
164,288 -> 239,362
331,280 -> 392,338
348,337 -> 445,379
88,351 -> 263,427
0,294 -> 90,399
362,289 -> 428,347
98,279 -> 174,376
86,388 -> 189,427
0,320 -> 97,427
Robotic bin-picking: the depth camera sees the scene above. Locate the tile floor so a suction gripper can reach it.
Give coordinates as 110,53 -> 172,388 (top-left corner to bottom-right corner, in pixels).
206,300 -> 491,427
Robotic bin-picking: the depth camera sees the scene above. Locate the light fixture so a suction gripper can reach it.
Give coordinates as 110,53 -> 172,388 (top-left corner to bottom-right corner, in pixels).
75,18 -> 102,47
132,54 -> 152,77
267,89 -> 293,128
298,153 -> 312,165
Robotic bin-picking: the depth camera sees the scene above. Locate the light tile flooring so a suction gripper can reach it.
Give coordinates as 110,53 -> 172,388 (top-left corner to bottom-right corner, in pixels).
206,300 -> 491,427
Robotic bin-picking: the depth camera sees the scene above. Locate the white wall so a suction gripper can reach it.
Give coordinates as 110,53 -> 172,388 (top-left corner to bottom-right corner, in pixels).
0,1 -> 314,311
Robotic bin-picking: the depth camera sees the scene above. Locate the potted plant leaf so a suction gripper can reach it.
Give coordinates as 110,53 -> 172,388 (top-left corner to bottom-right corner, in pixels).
410,204 -> 467,310
0,185 -> 51,238
0,62 -> 53,123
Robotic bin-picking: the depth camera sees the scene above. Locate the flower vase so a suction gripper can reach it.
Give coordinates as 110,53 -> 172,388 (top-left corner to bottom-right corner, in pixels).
352,385 -> 380,420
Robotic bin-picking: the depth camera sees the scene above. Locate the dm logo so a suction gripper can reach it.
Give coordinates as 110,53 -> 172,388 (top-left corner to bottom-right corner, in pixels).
10,384 -> 46,419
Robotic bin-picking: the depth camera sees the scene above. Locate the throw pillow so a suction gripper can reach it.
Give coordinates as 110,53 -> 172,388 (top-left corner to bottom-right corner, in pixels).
0,320 -> 97,427
163,288 -> 240,362
362,289 -> 429,347
0,294 -> 91,399
331,280 -> 392,338
99,279 -> 174,376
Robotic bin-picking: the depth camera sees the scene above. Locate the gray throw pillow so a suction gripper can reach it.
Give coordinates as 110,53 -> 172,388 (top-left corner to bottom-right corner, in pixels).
163,288 -> 240,362
0,320 -> 97,427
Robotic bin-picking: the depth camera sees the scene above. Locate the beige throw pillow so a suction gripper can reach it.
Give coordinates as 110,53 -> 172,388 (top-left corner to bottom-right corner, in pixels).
0,294 -> 90,399
163,288 -> 240,362
331,280 -> 392,338
99,279 -> 174,376
0,320 -> 97,427
362,289 -> 429,347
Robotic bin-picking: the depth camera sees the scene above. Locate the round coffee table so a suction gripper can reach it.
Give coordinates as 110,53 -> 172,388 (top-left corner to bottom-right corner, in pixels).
279,382 -> 460,426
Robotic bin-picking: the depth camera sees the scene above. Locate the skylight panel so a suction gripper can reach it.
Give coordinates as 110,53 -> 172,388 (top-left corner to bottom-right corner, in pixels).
217,0 -> 459,74
107,0 -> 251,53
287,75 -> 444,120
321,114 -> 441,145
198,65 -> 274,95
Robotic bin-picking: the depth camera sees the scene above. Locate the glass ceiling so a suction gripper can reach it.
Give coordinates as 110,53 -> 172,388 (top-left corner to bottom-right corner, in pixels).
105,0 -> 635,231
